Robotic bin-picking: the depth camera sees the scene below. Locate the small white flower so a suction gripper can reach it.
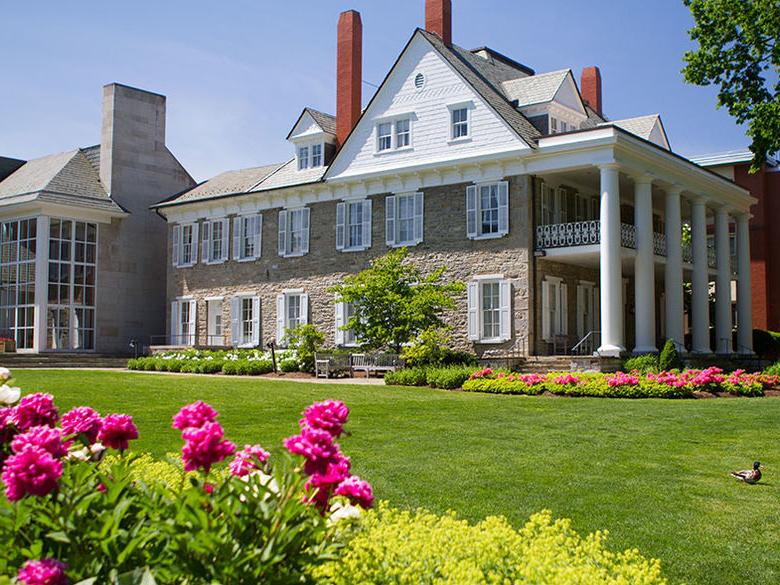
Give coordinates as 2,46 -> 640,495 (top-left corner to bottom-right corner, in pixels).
90,442 -> 106,456
0,384 -> 21,405
0,367 -> 11,382
328,502 -> 362,525
67,447 -> 90,462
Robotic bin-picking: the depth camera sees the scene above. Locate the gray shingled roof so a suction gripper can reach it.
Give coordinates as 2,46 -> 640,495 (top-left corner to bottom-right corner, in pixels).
81,145 -> 101,173
462,47 -> 533,87
0,149 -> 125,214
306,109 -> 336,135
168,163 -> 284,204
500,69 -> 569,107
602,115 -> 667,147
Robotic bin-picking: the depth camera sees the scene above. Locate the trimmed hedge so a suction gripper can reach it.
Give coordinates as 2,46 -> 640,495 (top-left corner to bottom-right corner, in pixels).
623,353 -> 660,374
385,366 -> 477,389
384,367 -> 429,387
128,349 -> 283,376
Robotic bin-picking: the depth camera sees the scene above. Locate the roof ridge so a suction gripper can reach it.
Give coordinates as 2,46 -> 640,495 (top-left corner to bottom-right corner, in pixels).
247,159 -> 293,191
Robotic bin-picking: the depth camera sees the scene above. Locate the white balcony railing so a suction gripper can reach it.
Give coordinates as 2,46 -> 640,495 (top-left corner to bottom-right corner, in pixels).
535,221 -> 639,251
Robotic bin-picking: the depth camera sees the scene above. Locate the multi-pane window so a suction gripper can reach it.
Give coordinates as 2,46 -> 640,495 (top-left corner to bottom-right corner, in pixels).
377,123 -> 393,151
297,144 -> 325,170
298,146 -> 310,170
347,202 -> 364,249
180,301 -> 193,344
181,224 -> 194,265
311,144 -> 323,167
466,182 -> 509,239
481,282 -> 501,341
386,192 -> 424,247
335,301 -> 359,346
202,218 -> 228,265
0,218 -> 37,349
277,292 -> 308,344
47,218 -> 97,350
395,119 -> 410,148
278,208 -> 310,257
467,278 -> 511,343
336,200 -> 372,252
550,117 -> 559,133
376,118 -> 412,152
241,297 -> 254,345
172,222 -> 198,267
233,215 -> 261,261
541,278 -> 568,342
230,296 -> 259,347
451,107 -> 469,139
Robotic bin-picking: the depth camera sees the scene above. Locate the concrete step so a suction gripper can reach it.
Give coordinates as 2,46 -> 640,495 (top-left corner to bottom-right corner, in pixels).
0,354 -> 128,369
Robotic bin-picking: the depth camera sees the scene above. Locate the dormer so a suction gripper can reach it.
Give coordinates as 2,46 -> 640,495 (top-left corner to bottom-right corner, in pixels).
287,108 -> 337,171
501,69 -> 589,135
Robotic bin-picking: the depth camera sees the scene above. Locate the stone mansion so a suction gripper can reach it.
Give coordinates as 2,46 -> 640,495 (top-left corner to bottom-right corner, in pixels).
0,0 -> 760,357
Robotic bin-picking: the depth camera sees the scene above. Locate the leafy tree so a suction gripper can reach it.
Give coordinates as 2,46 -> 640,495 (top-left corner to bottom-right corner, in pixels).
284,323 -> 325,372
682,0 -> 780,172
330,248 -> 465,352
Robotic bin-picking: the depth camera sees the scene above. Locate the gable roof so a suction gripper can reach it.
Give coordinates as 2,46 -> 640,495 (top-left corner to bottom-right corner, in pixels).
160,163 -> 284,205
602,114 -> 669,150
286,108 -> 337,140
500,69 -> 569,107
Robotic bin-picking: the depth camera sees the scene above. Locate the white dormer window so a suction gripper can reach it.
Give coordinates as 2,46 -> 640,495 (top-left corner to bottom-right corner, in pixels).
297,143 -> 325,170
550,117 -> 559,134
311,144 -> 322,167
298,146 -> 309,170
451,107 -> 469,139
375,117 -> 413,153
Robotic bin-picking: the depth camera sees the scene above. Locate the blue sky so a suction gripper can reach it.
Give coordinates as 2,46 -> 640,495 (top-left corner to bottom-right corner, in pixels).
1,0 -> 748,182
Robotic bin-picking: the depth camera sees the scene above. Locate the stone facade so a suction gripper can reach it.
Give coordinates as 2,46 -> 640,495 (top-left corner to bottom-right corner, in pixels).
167,175 -> 533,357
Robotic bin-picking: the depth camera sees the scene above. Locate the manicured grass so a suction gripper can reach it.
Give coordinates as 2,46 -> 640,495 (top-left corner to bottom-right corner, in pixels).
11,369 -> 780,584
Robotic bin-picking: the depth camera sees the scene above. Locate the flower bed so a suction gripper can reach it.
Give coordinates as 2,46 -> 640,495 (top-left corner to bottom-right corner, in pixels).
128,348 -> 301,376
462,367 -> 778,398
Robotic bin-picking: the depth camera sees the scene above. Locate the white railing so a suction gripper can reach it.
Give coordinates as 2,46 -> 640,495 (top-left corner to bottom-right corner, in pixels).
535,221 -> 639,250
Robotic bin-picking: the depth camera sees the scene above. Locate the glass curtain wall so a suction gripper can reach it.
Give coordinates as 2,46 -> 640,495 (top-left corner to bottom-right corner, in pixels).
0,218 -> 37,349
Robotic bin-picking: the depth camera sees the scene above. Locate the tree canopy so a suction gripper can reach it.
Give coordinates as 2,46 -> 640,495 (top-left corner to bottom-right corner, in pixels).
682,0 -> 780,172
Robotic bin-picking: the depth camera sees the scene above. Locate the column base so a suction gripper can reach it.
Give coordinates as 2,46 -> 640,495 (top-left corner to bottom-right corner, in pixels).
691,348 -> 713,355
597,344 -> 625,358
632,346 -> 658,355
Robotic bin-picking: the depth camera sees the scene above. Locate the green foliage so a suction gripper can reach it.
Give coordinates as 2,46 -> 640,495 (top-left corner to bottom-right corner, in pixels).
462,377 -> 543,395
682,0 -> 780,171
384,367 -> 430,387
128,349 -> 277,376
764,361 -> 780,376
316,503 -> 668,584
659,339 -> 683,371
330,248 -> 465,352
400,327 -> 451,367
752,329 -> 780,359
623,353 -> 660,374
283,324 -> 325,372
425,366 -> 475,390
279,357 -> 300,373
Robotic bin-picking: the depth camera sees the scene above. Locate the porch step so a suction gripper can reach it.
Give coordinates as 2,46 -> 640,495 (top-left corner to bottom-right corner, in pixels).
479,355 -> 624,373
0,353 -> 129,369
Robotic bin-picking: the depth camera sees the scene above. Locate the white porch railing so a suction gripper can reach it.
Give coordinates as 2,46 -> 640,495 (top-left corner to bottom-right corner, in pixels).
535,221 -> 640,250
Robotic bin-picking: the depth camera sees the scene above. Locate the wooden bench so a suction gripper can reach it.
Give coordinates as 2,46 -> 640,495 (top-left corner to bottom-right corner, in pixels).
350,352 -> 404,377
314,353 -> 351,378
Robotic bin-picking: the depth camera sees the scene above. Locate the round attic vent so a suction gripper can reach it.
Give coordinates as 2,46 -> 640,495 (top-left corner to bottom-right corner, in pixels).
414,72 -> 425,89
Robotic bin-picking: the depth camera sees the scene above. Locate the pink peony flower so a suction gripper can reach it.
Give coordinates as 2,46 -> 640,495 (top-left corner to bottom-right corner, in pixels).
334,475 -> 375,509
172,401 -> 218,431
17,558 -> 68,585
13,393 -> 58,431
607,372 -> 640,387
300,400 -> 349,437
60,407 -> 102,444
11,426 -> 68,459
519,373 -> 547,386
0,406 -> 15,443
181,421 -> 235,474
2,446 -> 63,501
98,414 -> 138,452
203,482 -> 215,495
284,427 -> 341,475
553,374 -> 579,385
229,444 -> 271,477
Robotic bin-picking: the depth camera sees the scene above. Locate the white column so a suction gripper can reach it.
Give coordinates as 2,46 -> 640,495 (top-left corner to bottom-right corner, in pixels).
690,197 -> 711,353
664,187 -> 685,350
714,207 -> 732,354
597,164 -> 625,357
736,213 -> 753,354
33,215 -> 50,353
633,175 -> 657,353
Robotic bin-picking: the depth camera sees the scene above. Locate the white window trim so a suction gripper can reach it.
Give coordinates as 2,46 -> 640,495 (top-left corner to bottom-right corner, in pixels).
385,192 -> 424,247
467,276 -> 512,344
202,218 -> 229,265
373,113 -> 415,155
296,141 -> 325,170
447,101 -> 474,143
233,214 -> 262,262
173,222 -> 198,268
278,207 -> 311,258
171,297 -> 196,346
541,276 -> 568,343
334,300 -> 360,348
276,290 -> 309,346
337,199 -> 372,252
466,181 -> 509,240
230,294 -> 260,348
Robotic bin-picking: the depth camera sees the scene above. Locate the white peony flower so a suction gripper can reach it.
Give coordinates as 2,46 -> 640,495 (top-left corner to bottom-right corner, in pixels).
328,502 -> 362,526
0,367 -> 11,382
67,447 -> 90,462
0,384 -> 21,405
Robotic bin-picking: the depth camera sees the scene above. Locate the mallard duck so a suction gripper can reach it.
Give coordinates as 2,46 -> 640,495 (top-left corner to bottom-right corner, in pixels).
730,461 -> 762,484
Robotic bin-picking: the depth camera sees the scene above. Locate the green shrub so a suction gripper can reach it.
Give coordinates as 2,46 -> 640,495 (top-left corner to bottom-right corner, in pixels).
221,361 -> 239,375
400,327 -> 451,367
462,377 -> 543,395
279,357 -> 300,373
658,339 -> 683,371
764,361 -> 780,376
316,503 -> 668,584
753,328 -> 780,359
284,323 -> 325,372
441,350 -> 478,367
425,366 -> 475,389
384,367 -> 429,386
623,353 -> 660,374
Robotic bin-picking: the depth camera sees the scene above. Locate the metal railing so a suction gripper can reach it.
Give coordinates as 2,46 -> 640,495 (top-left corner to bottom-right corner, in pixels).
653,232 -> 666,256
148,334 -> 226,347
535,221 -> 650,251
571,330 -> 601,356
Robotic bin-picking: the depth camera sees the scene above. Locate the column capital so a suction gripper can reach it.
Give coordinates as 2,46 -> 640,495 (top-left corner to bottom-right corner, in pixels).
598,162 -> 621,172
715,204 -> 732,217
736,211 -> 752,224
689,194 -> 707,206
633,172 -> 654,185
667,184 -> 684,196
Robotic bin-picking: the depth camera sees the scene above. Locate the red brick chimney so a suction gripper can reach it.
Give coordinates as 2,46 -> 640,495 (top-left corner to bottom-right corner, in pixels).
581,66 -> 603,117
425,0 -> 452,45
336,10 -> 362,148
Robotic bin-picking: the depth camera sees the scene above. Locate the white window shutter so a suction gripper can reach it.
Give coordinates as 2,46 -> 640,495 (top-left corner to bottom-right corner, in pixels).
560,283 -> 569,335
414,192 -> 424,244
362,199 -> 372,249
336,203 -> 346,250
170,301 -> 179,343
300,293 -> 309,325
542,281 -> 551,342
232,217 -> 241,260
301,208 -> 310,254
276,294 -> 286,343
278,210 -> 287,257
251,296 -> 261,346
220,219 -> 229,261
230,297 -> 240,346
172,225 -> 181,267
467,281 -> 479,341
190,223 -> 199,265
498,181 -> 509,235
201,222 -> 210,264
466,185 -> 477,238
334,302 -> 345,346
576,285 -> 585,339
385,195 -> 396,247
253,215 -> 262,259
188,300 -> 197,345
499,280 -> 512,341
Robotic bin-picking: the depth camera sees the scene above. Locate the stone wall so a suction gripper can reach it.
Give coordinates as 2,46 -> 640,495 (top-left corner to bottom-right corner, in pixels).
167,175 -> 533,357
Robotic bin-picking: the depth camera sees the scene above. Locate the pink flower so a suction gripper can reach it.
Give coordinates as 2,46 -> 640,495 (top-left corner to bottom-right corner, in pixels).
98,414 -> 138,452
334,475 -> 375,509
304,456 -> 351,511
229,444 -> 271,477
607,372 -> 640,387
13,393 -> 58,431
553,374 -> 579,385
11,426 -> 68,459
172,401 -> 218,431
300,400 -> 349,437
97,482 -> 107,494
17,558 -> 68,585
181,421 -> 235,474
284,427 -> 341,475
0,406 -> 15,443
203,482 -> 215,495
1,446 -> 63,501
519,373 -> 547,386
60,407 -> 102,444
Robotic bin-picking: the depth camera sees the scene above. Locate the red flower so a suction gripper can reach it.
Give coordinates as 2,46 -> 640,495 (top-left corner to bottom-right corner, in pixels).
181,421 -> 235,474
98,414 -> 138,452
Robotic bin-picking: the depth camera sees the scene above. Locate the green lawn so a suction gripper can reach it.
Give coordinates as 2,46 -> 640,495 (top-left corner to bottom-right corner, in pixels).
10,369 -> 780,584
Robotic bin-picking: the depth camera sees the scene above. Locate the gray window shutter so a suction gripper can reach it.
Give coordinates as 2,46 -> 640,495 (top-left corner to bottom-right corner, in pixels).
251,296 -> 261,346
499,280 -> 511,341
334,301 -> 345,346
576,285 -> 585,339
542,281 -> 551,342
232,217 -> 241,260
466,186 -> 477,238
301,208 -> 310,254
188,300 -> 197,345
300,293 -> 309,325
414,192 -> 424,244
362,199 -> 372,249
278,210 -> 287,257
498,181 -> 509,235
560,283 -> 569,335
220,219 -> 230,261
467,281 -> 479,341
385,195 -> 396,247
201,222 -> 210,264
276,294 -> 286,344
170,301 -> 179,343
230,297 -> 240,346
253,215 -> 262,259
336,203 -> 346,250
190,223 -> 199,265
172,225 -> 181,267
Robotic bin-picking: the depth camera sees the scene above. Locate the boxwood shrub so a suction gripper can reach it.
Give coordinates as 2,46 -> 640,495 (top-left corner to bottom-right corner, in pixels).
425,366 -> 474,389
384,367 -> 429,386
